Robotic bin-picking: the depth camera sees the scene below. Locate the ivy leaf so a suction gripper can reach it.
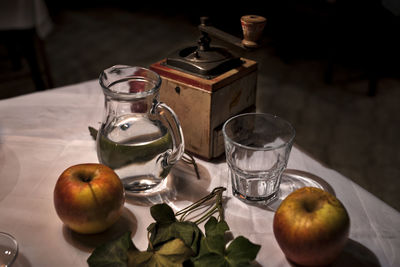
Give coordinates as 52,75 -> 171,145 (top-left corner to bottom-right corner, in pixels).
86,189 -> 261,267
150,203 -> 176,224
225,236 -> 261,267
148,220 -> 202,254
191,217 -> 260,267
87,231 -> 137,267
192,236 -> 261,267
197,217 -> 229,257
191,253 -> 228,267
128,251 -> 153,267
204,217 -> 229,238
88,126 -> 98,140
128,238 -> 193,267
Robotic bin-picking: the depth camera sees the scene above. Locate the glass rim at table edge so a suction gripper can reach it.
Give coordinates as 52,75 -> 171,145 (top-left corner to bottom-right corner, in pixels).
0,231 -> 18,264
222,112 -> 296,151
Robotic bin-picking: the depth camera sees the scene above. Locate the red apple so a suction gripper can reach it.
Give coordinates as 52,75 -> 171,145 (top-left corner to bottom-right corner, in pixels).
273,187 -> 350,266
54,163 -> 125,234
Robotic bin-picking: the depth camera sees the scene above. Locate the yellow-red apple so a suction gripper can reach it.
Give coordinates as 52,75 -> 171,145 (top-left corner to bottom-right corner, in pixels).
54,163 -> 125,234
273,187 -> 350,266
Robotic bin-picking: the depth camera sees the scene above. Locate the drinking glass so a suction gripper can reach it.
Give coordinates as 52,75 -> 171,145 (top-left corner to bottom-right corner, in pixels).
223,113 -> 295,206
0,232 -> 18,266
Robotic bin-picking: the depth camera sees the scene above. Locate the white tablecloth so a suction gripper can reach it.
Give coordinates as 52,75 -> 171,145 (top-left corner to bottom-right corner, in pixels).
0,80 -> 399,266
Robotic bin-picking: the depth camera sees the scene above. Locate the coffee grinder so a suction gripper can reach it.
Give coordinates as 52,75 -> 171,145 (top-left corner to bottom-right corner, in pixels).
150,16 -> 266,159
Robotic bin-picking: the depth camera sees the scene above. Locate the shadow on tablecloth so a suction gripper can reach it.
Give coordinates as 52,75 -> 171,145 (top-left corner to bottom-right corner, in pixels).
285,238 -> 381,267
62,207 -> 137,253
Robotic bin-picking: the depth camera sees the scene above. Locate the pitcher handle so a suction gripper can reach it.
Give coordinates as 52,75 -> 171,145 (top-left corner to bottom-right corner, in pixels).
152,101 -> 185,168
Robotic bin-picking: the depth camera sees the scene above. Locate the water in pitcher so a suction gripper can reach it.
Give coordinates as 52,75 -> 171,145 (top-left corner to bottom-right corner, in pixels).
97,115 -> 173,192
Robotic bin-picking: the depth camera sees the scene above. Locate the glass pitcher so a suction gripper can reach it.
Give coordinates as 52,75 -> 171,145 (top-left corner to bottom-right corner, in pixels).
97,65 -> 184,194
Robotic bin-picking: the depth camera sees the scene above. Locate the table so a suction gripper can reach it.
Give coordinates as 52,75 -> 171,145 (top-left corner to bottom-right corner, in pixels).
0,80 -> 399,266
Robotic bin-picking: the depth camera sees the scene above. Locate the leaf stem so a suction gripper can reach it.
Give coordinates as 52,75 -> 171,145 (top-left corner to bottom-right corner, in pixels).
176,187 -> 226,224
194,206 -> 217,224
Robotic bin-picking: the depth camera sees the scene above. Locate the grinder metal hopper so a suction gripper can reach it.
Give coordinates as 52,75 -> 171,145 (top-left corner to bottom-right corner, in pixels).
164,17 -> 244,79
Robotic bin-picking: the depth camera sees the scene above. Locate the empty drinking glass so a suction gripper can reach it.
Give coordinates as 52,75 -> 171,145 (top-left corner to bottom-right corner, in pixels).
223,113 -> 295,205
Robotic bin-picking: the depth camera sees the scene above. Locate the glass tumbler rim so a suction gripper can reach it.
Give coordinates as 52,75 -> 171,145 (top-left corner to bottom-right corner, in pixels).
99,65 -> 161,100
0,231 -> 18,265
222,112 -> 296,151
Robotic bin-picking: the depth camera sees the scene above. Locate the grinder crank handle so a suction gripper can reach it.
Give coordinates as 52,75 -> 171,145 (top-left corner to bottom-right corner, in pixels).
198,15 -> 266,49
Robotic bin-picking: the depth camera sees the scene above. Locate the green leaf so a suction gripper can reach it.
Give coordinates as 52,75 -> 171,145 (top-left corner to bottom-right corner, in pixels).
149,221 -> 202,254
225,236 -> 261,267
150,203 -> 176,224
191,219 -> 260,267
204,217 -> 229,238
147,203 -> 202,254
128,238 -> 193,267
192,253 -> 228,267
127,251 -> 153,267
87,231 -> 137,267
88,126 -> 98,140
197,235 -> 225,259
86,189 -> 261,267
196,217 -> 229,258
155,238 -> 194,263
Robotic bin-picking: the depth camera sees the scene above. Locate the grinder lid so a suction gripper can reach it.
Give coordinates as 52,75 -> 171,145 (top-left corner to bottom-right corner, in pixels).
165,32 -> 242,79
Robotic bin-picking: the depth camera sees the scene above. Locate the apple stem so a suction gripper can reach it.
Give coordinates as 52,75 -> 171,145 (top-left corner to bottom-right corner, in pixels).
303,200 -> 318,213
83,177 -> 92,182
77,172 -> 93,183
